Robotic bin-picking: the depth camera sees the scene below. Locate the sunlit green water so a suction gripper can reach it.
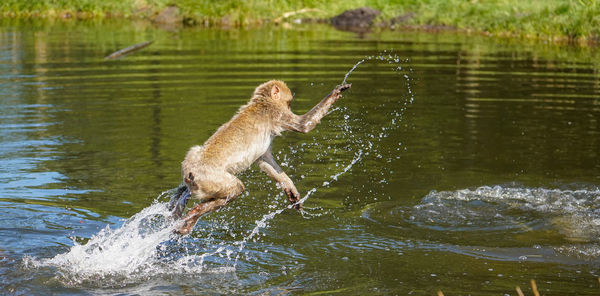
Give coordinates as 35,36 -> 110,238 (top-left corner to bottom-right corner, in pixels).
1,20 -> 599,295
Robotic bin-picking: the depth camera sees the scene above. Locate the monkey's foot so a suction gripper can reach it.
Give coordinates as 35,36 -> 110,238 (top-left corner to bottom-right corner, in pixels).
172,202 -> 215,235
173,227 -> 191,235
173,219 -> 195,235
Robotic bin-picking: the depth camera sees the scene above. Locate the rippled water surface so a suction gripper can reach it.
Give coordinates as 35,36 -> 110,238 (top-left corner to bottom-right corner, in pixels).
1,20 -> 600,295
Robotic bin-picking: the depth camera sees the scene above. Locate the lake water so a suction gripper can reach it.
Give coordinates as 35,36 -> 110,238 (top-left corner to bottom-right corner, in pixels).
1,20 -> 599,295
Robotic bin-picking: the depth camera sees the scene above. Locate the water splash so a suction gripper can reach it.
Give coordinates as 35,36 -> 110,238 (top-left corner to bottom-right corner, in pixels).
410,186 -> 600,237
342,50 -> 409,85
334,50 -> 415,205
362,185 -> 600,263
323,150 -> 363,186
414,185 -> 600,258
23,190 -> 227,285
342,59 -> 366,85
44,203 -> 175,275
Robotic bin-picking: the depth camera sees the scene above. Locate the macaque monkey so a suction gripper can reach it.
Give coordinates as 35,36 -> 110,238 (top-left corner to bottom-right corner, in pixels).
169,80 -> 351,235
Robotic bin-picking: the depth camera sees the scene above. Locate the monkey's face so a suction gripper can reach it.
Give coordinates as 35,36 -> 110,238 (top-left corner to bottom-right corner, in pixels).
281,88 -> 294,106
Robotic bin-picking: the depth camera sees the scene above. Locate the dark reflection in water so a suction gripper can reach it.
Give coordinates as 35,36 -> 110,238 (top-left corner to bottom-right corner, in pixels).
1,20 -> 599,295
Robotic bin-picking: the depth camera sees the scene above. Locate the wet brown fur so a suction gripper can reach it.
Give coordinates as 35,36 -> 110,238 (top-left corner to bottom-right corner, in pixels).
176,80 -> 351,234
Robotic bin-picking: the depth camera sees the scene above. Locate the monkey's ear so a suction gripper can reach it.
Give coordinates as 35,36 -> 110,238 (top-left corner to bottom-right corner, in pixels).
270,85 -> 280,100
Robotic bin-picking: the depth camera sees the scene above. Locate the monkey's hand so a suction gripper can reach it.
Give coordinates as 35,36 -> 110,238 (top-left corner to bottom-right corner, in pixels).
337,83 -> 352,92
284,186 -> 302,211
330,83 -> 351,102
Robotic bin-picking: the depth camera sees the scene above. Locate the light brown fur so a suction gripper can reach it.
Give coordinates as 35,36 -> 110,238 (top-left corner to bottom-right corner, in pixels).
175,80 -> 351,234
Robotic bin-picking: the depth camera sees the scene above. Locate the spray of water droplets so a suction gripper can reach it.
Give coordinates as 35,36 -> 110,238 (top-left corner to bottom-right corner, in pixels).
334,50 -> 416,205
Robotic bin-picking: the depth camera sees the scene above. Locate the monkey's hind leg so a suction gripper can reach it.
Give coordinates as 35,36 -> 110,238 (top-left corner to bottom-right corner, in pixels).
173,200 -> 222,235
174,175 -> 245,235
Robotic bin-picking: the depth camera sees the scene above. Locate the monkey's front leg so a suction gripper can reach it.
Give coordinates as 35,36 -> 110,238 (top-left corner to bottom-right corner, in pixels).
257,148 -> 302,210
283,83 -> 351,134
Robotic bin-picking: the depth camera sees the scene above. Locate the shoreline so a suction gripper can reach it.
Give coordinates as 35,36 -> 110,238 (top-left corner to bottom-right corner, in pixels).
1,1 -> 598,46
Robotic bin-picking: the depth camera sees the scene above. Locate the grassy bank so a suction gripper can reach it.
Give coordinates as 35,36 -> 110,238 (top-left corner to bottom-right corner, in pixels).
1,0 -> 599,43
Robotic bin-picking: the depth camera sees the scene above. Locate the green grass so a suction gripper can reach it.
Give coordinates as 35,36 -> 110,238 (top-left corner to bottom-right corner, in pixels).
402,0 -> 600,41
1,0 -> 599,43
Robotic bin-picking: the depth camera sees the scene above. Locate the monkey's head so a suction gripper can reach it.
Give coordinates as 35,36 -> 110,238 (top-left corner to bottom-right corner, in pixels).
254,80 -> 294,107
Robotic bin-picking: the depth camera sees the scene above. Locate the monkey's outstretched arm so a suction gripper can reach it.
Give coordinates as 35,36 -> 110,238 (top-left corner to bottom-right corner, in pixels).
256,146 -> 301,209
283,83 -> 351,133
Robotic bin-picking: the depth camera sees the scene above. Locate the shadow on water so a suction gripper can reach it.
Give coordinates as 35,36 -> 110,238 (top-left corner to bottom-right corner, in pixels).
1,19 -> 600,294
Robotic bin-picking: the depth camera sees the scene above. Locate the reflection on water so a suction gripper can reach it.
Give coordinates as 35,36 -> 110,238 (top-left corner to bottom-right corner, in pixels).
1,20 -> 600,294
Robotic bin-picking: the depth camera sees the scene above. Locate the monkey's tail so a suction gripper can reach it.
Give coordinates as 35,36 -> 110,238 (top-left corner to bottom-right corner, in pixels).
167,183 -> 191,219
